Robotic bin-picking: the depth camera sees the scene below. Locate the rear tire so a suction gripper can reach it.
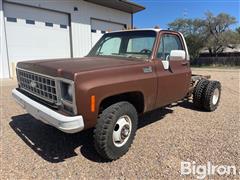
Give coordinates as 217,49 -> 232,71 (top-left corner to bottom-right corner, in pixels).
93,101 -> 138,161
193,79 -> 210,109
203,81 -> 221,111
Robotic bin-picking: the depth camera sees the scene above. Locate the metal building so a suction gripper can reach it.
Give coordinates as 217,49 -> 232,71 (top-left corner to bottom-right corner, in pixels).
0,0 -> 144,78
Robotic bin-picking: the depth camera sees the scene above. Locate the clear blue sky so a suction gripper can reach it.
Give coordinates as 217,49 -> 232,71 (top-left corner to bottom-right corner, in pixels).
133,0 -> 240,30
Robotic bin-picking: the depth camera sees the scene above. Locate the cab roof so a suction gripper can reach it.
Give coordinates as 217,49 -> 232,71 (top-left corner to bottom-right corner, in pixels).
111,28 -> 162,33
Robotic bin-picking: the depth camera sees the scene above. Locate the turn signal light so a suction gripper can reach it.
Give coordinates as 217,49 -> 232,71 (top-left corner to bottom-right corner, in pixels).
91,95 -> 96,112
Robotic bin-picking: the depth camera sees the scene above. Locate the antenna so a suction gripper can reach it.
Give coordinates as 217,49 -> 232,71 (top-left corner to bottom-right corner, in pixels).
183,8 -> 188,18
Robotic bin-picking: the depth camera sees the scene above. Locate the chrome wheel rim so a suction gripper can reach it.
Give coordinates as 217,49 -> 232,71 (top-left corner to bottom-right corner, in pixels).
113,115 -> 132,147
212,88 -> 220,105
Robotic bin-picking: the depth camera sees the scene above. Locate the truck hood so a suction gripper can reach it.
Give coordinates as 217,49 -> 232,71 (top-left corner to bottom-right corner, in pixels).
17,56 -> 145,80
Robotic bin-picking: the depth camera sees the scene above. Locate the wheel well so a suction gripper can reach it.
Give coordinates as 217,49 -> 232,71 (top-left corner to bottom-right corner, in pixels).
99,92 -> 144,114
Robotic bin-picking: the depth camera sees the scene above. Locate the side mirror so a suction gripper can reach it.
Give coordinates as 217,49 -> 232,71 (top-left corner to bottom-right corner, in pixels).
170,50 -> 186,61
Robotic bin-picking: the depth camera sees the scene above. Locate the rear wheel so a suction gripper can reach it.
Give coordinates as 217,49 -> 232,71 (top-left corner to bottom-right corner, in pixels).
203,81 -> 221,111
193,79 -> 210,109
93,101 -> 138,160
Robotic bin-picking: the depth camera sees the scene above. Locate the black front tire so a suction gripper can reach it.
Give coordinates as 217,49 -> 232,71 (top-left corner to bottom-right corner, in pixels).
93,101 -> 138,161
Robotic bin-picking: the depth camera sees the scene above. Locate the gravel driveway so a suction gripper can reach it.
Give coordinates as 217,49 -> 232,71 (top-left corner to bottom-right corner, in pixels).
0,68 -> 239,179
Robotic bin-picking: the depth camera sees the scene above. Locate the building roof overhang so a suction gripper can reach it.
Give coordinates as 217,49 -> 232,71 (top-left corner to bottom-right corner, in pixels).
84,0 -> 145,14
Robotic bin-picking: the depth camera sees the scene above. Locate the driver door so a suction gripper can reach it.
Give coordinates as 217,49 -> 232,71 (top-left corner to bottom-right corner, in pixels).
155,32 -> 191,107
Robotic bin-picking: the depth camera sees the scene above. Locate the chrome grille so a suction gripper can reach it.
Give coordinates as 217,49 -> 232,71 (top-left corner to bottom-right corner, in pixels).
17,69 -> 58,103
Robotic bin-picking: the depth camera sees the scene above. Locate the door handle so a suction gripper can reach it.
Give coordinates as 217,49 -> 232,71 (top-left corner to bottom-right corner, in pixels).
181,62 -> 188,66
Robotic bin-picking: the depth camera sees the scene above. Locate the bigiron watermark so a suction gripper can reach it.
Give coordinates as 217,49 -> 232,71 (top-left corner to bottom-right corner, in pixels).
181,161 -> 239,179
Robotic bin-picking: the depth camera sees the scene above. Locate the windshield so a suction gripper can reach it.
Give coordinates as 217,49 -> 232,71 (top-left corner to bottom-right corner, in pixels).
88,30 -> 157,59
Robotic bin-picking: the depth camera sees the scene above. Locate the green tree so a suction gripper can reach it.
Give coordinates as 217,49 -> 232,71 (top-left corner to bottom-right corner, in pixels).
168,18 -> 205,60
168,18 -> 205,36
236,27 -> 240,35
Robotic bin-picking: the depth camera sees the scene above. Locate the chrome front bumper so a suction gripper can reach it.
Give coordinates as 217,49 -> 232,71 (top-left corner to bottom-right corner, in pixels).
12,89 -> 84,133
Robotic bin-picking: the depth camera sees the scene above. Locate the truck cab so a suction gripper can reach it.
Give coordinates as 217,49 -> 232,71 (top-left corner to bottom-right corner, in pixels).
87,29 -> 191,110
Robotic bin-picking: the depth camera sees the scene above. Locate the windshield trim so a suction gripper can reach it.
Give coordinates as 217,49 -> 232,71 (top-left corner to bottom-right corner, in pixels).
87,30 -> 157,61
87,54 -> 149,61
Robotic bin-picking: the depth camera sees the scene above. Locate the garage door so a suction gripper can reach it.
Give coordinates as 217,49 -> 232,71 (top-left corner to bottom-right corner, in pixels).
4,3 -> 71,65
91,19 -> 126,47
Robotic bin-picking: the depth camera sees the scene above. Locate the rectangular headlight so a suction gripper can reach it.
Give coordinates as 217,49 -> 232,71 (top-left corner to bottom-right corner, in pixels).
60,81 -> 73,103
57,79 -> 77,115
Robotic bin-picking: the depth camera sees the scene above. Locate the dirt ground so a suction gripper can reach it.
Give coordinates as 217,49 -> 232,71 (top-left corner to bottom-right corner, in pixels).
0,68 -> 239,179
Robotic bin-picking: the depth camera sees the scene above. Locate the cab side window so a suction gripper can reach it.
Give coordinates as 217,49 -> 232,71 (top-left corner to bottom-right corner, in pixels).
157,34 -> 183,60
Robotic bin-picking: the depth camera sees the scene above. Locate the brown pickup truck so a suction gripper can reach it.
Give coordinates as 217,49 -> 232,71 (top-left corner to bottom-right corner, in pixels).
12,29 -> 221,160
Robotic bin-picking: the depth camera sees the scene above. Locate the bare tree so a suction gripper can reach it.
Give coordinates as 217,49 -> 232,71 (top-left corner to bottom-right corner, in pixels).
204,12 -> 238,56
168,12 -> 238,58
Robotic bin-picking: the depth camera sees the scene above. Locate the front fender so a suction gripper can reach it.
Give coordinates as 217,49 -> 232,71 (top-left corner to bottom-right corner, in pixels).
74,63 -> 157,129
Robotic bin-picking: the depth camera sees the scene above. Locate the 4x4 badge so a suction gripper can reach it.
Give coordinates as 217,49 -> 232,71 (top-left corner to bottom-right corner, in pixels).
143,66 -> 152,73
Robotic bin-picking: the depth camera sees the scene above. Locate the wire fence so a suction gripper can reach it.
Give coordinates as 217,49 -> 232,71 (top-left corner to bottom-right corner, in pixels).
191,56 -> 240,66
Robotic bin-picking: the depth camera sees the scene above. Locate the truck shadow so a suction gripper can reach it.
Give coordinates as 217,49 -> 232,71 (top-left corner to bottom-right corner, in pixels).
10,106 -> 178,163
170,99 -> 206,112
